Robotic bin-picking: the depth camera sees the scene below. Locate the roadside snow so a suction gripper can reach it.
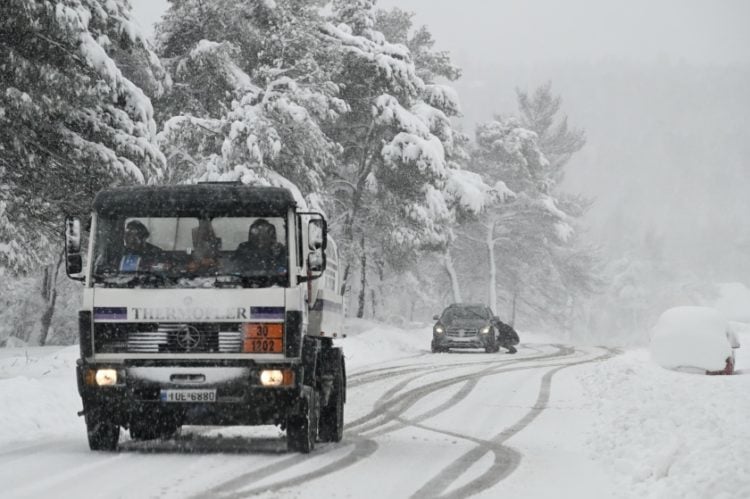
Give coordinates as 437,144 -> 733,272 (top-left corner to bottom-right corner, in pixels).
580,333 -> 750,499
650,306 -> 734,372
337,318 -> 428,370
0,346 -> 82,445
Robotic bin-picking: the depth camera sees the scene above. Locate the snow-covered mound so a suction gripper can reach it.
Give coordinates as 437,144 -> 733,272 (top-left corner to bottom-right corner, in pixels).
650,306 -> 734,372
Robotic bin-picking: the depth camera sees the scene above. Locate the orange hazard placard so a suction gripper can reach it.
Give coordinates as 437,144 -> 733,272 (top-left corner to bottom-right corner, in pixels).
242,323 -> 284,353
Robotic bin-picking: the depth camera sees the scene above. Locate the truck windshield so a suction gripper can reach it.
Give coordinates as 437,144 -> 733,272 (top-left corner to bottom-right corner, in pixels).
91,216 -> 288,288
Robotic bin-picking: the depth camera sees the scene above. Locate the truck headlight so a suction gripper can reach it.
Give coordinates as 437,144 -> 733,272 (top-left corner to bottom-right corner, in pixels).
259,369 -> 294,387
480,326 -> 491,334
95,368 -> 118,386
434,326 -> 444,334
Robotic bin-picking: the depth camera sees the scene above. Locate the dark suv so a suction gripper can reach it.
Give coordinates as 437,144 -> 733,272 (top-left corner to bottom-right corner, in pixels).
431,303 -> 519,354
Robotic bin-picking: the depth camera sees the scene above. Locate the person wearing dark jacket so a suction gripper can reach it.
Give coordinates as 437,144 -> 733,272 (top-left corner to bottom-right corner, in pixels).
233,219 -> 286,274
492,317 -> 520,354
120,220 -> 160,271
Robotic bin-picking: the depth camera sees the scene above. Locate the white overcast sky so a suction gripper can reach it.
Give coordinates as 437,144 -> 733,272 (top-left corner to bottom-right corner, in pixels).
132,0 -> 750,65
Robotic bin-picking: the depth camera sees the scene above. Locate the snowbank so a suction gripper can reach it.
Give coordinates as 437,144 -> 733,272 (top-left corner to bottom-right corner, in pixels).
580,344 -> 750,499
337,318 -> 428,370
0,346 -> 82,445
650,306 -> 734,372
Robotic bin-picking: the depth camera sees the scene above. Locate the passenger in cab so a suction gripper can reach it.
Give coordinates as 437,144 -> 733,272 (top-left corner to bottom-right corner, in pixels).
233,219 -> 286,273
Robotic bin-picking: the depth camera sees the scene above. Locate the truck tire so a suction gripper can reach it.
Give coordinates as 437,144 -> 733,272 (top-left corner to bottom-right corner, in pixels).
319,359 -> 344,443
287,387 -> 318,453
85,413 -> 119,451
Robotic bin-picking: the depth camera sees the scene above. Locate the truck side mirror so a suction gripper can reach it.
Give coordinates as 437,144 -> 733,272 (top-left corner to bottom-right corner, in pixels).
307,249 -> 326,275
308,218 -> 327,251
433,315 -> 440,321
65,217 -> 85,281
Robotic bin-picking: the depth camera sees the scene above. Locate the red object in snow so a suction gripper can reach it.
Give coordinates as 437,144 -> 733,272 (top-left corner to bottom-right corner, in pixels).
706,356 -> 735,375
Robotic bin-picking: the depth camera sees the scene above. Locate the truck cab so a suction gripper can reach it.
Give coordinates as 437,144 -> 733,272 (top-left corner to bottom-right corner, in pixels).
65,183 -> 346,453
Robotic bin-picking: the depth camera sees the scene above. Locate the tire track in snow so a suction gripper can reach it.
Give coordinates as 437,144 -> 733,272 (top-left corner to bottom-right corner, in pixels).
410,347 -> 620,499
195,344 -> 580,497
196,438 -> 379,499
347,343 -> 546,388
348,345 -> 576,435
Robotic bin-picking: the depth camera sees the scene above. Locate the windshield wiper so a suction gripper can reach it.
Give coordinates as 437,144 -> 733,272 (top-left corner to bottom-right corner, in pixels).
212,271 -> 288,288
94,270 -> 171,287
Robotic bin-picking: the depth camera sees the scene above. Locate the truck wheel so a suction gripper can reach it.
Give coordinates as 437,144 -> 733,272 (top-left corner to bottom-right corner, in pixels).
85,413 -> 119,451
287,387 -> 318,453
319,364 -> 344,443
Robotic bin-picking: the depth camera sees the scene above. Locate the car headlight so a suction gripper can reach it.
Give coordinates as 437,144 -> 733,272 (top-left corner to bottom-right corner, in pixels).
434,325 -> 444,334
480,326 -> 491,334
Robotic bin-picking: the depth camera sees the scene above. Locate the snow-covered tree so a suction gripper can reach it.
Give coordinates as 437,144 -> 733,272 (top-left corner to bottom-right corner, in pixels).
323,1 -> 468,317
0,0 -> 167,273
459,93 -> 599,329
155,0 -> 343,197
516,81 -> 586,178
374,7 -> 461,84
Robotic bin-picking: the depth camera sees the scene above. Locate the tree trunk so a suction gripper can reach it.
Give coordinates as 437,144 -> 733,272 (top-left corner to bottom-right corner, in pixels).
340,263 -> 350,297
510,289 -> 518,327
340,119 -> 377,301
443,249 -> 462,303
486,222 -> 497,314
357,234 -> 366,318
35,251 -> 64,346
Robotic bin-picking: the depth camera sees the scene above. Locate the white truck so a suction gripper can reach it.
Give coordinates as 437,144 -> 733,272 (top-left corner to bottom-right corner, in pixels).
65,183 -> 346,453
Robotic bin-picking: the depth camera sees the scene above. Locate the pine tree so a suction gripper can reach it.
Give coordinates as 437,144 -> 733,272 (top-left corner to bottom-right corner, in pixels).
155,0 -> 343,196
323,1 -> 463,316
0,0 -> 167,273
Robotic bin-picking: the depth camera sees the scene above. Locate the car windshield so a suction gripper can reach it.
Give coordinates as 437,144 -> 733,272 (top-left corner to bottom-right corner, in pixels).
441,306 -> 489,322
91,216 -> 288,288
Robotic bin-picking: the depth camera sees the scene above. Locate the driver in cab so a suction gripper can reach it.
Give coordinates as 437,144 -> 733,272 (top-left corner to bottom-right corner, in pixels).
120,220 -> 160,271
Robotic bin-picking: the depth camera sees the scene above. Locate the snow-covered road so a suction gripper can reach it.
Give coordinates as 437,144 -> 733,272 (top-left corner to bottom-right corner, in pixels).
2,322 -> 748,498
0,332 -> 619,498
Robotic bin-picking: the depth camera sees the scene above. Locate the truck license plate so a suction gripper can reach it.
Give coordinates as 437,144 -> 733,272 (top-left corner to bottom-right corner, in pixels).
160,389 -> 216,403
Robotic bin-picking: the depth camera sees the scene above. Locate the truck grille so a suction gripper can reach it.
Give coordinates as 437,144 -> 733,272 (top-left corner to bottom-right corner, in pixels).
446,328 -> 478,338
94,323 -> 243,354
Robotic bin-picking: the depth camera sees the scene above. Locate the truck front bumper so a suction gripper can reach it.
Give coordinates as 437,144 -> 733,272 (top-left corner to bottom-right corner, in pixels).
76,360 -> 303,427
